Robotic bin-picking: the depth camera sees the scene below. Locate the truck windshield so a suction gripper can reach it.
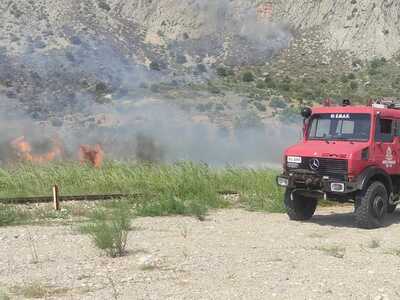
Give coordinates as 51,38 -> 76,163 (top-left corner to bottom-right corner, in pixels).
308,113 -> 371,141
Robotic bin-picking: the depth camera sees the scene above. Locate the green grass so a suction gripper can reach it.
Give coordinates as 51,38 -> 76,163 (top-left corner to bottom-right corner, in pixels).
0,161 -> 284,225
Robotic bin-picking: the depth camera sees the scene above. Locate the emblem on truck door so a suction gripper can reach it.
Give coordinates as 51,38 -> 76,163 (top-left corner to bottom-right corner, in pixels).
383,147 -> 396,168
309,158 -> 320,170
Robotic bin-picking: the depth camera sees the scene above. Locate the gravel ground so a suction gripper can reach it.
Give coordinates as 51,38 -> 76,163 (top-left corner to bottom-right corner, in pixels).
1,207 -> 400,300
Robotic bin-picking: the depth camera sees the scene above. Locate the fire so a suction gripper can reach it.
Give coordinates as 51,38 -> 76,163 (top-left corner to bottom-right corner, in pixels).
11,136 -> 62,163
10,136 -> 104,167
79,144 -> 104,168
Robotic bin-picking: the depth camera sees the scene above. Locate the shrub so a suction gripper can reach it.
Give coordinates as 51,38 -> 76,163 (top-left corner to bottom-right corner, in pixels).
95,82 -> 110,96
242,71 -> 255,82
196,64 -> 207,73
175,54 -> 187,64
348,73 -> 356,80
196,102 -> 214,112
256,80 -> 267,89
207,84 -> 221,94
265,80 -> 276,89
149,61 -> 161,71
278,107 -> 302,124
264,74 -> 272,83
98,0 -> 111,11
234,110 -> 263,129
370,57 -> 386,69
81,207 -> 131,257
352,58 -> 363,68
253,101 -> 267,112
350,81 -> 358,90
215,103 -> 225,112
216,66 -> 228,77
216,66 -> 234,77
270,97 -> 287,109
279,76 -> 291,91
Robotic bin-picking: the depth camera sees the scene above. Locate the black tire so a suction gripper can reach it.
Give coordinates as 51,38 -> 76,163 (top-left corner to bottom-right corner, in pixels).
284,189 -> 318,221
355,181 -> 388,229
388,204 -> 397,214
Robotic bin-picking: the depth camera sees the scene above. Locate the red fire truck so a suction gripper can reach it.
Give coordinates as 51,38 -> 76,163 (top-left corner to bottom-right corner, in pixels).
277,100 -> 400,228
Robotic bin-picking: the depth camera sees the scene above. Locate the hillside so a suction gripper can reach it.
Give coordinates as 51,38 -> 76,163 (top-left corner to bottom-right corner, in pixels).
1,0 -> 399,163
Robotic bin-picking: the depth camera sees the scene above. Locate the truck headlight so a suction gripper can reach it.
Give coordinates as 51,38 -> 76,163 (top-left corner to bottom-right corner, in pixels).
277,177 -> 289,187
287,156 -> 302,163
331,183 -> 345,192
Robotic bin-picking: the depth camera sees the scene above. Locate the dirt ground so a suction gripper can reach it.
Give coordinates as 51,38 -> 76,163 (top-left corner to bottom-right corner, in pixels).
1,207 -> 400,300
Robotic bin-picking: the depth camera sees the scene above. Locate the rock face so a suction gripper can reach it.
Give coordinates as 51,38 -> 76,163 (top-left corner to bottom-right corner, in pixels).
1,1 -> 398,64
273,0 -> 400,59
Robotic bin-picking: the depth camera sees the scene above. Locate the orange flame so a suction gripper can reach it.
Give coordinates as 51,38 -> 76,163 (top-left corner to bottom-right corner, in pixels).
11,136 -> 62,163
79,144 -> 104,168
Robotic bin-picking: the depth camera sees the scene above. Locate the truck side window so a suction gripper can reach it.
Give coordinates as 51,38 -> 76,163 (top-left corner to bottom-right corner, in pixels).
376,118 -> 393,142
396,121 -> 400,137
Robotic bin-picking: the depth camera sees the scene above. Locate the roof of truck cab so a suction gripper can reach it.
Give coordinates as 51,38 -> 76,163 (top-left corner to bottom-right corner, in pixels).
311,105 -> 400,117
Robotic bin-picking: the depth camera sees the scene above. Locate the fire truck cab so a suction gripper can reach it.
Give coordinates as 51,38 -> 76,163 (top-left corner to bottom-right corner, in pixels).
277,100 -> 400,228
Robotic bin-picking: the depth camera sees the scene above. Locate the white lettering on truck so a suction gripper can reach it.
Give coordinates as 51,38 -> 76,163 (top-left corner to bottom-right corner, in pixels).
330,114 -> 350,119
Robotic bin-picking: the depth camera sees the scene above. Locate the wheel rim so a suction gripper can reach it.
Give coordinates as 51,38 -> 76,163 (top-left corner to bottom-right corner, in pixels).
373,195 -> 385,218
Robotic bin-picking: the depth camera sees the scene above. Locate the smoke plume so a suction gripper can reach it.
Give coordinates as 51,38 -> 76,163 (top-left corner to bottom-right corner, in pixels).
0,0 -> 296,167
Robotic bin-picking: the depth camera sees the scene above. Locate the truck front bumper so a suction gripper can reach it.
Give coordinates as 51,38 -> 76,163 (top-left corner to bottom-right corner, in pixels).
276,172 -> 358,195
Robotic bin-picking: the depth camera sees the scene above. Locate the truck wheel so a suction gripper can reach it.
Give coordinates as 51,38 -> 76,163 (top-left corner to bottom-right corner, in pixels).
284,189 -> 318,221
388,204 -> 397,214
355,181 -> 388,229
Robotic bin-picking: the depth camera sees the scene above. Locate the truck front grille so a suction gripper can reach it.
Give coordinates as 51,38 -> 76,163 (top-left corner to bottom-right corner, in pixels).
288,157 -> 348,181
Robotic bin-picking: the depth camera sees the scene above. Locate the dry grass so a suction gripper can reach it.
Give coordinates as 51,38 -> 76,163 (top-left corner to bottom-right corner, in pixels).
367,239 -> 381,249
316,245 -> 346,258
11,282 -> 69,298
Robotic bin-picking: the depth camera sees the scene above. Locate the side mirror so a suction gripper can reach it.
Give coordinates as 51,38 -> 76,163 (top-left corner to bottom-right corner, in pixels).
301,107 -> 312,119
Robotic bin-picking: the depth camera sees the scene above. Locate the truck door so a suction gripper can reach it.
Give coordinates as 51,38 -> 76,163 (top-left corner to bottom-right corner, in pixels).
374,117 -> 397,173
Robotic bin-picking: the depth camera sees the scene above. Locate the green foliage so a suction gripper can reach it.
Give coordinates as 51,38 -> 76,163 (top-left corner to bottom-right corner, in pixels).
207,83 -> 221,94
0,290 -> 9,300
264,75 -> 276,88
217,169 -> 284,212
149,61 -> 161,71
256,80 -> 267,89
348,73 -> 356,80
136,162 -> 220,220
340,74 -> 349,83
370,57 -> 386,69
279,76 -> 291,91
350,81 -> 358,90
0,205 -> 18,226
0,162 -> 286,224
216,66 -> 234,77
241,71 -> 255,82
98,0 -> 111,11
81,206 -> 131,257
